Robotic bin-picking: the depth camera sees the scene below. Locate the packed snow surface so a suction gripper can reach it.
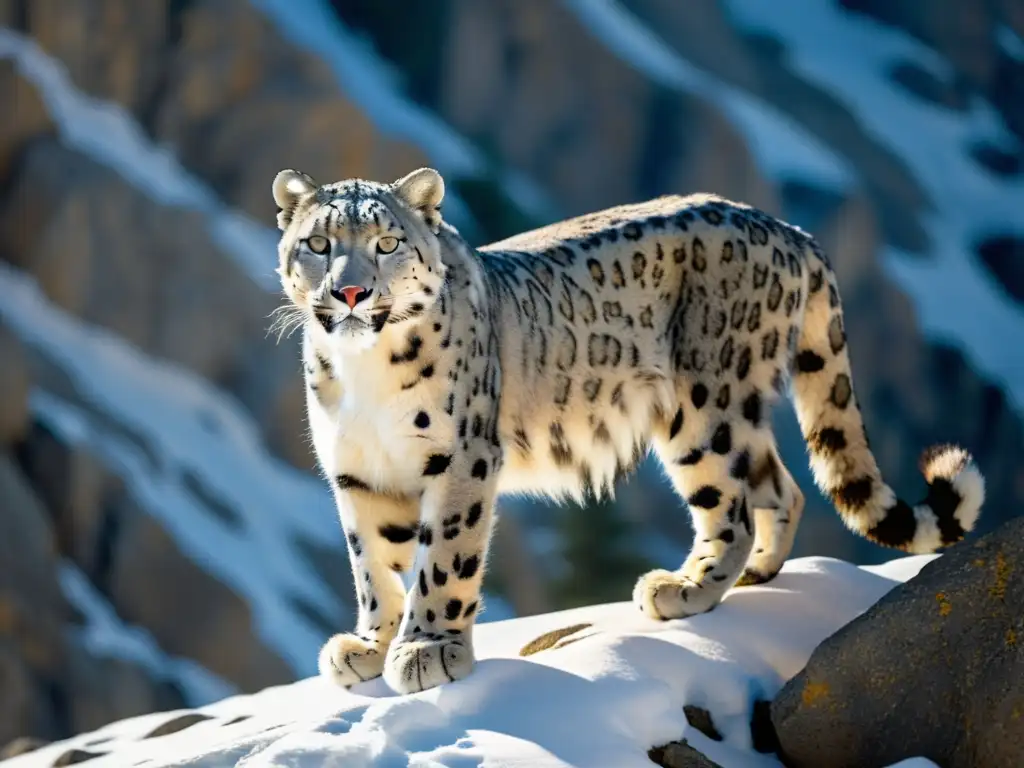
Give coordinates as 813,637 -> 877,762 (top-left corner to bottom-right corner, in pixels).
3,554 -> 938,768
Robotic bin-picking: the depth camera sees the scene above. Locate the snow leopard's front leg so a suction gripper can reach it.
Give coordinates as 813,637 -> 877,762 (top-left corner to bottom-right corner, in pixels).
318,484 -> 419,687
382,420 -> 501,694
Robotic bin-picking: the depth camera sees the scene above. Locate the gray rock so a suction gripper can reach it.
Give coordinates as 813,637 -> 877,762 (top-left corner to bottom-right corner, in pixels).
518,623 -> 594,657
682,706 -> 722,742
648,740 -> 724,768
142,712 -> 213,739
52,747 -> 107,765
772,516 -> 1024,768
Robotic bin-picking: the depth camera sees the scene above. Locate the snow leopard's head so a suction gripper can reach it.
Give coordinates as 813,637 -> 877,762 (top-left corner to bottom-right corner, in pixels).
272,167 -> 447,354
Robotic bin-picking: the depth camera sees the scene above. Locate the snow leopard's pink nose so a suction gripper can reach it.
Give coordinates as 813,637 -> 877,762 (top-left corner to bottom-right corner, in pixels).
332,285 -> 371,309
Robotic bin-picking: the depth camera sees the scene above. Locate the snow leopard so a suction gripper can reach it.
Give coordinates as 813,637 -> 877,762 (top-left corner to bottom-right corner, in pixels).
271,166 -> 985,695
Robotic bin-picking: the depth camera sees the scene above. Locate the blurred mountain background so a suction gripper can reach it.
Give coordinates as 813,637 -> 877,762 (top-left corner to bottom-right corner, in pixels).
1,0 -> 1023,755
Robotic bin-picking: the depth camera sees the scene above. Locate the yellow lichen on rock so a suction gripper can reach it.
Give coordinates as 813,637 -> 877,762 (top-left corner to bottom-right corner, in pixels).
989,551 -> 1011,601
801,681 -> 830,708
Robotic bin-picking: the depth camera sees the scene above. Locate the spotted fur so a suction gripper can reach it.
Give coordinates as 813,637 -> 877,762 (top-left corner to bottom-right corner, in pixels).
272,167 -> 985,695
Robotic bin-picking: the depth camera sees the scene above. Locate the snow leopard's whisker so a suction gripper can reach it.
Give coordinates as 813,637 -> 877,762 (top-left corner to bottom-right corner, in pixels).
266,304 -> 306,342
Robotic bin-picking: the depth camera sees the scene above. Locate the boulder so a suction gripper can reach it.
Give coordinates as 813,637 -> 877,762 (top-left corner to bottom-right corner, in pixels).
771,516 -> 1024,768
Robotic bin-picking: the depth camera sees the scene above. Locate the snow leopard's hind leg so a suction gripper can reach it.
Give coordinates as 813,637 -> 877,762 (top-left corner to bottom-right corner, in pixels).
319,487 -> 419,687
736,438 -> 804,586
634,385 -> 757,619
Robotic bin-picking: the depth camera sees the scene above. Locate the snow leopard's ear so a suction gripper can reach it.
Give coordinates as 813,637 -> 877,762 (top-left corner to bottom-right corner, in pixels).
272,170 -> 317,231
391,167 -> 445,234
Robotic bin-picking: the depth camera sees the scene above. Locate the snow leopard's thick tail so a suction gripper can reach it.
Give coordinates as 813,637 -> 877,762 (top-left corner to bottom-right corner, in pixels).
789,239 -> 984,553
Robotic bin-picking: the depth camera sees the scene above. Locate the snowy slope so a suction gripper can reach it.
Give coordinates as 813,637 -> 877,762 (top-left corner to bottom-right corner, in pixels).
565,0 -> 1024,416
1,554 -> 939,768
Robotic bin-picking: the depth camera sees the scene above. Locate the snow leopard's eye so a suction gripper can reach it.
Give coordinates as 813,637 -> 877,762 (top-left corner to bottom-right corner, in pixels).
306,235 -> 331,255
376,235 -> 399,255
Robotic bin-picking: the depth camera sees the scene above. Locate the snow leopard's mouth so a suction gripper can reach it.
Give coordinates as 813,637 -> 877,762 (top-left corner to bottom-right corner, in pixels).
314,310 -> 369,335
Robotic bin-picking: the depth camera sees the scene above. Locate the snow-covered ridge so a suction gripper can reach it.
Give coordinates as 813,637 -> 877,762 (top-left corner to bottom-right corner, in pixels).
1,554 -> 939,768
566,0 -> 1024,417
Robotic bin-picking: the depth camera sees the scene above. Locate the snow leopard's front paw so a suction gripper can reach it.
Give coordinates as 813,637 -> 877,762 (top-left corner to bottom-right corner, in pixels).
318,633 -> 388,687
633,568 -> 722,620
382,631 -> 474,694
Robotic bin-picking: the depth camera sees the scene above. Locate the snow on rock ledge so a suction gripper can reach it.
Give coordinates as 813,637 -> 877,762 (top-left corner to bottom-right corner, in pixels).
2,555 -> 937,768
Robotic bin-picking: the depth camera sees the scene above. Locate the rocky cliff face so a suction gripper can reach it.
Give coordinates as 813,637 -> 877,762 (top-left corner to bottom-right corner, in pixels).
1,0 -> 1022,752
